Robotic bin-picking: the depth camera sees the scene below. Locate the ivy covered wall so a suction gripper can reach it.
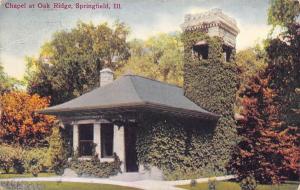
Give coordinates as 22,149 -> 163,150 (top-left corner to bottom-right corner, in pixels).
135,31 -> 238,180
136,114 -> 219,180
183,31 -> 239,175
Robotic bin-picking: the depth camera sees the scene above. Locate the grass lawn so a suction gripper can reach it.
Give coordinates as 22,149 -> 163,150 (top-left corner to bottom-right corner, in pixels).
178,181 -> 299,190
0,173 -> 57,179
21,182 -> 140,190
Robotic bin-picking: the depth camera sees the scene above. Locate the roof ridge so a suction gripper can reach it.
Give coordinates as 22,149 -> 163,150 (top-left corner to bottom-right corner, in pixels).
128,75 -> 144,102
123,74 -> 182,89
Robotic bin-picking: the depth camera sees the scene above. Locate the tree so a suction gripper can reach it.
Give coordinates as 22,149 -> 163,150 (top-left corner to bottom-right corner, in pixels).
229,0 -> 300,183
26,21 -> 130,105
0,62 -> 18,94
0,92 -> 55,146
235,46 -> 267,115
116,33 -> 184,86
267,0 -> 300,174
229,75 -> 299,184
236,46 -> 266,85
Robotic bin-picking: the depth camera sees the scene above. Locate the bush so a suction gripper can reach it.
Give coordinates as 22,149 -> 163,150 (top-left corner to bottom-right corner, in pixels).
240,176 -> 257,190
12,158 -> 25,174
48,125 -> 67,175
0,144 -> 51,176
0,144 -> 23,173
69,153 -> 122,178
208,178 -> 217,190
190,179 -> 197,187
23,147 -> 49,173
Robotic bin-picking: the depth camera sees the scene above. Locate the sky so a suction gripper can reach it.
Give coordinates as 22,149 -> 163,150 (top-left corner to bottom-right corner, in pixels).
0,0 -> 271,79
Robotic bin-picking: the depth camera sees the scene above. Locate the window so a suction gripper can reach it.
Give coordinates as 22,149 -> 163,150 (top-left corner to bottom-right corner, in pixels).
192,43 -> 209,60
79,124 -> 93,156
222,45 -> 232,62
101,123 -> 114,158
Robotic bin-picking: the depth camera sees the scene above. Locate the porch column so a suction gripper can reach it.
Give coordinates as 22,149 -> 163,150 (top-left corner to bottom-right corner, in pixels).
73,124 -> 79,155
113,125 -> 125,172
93,122 -> 101,158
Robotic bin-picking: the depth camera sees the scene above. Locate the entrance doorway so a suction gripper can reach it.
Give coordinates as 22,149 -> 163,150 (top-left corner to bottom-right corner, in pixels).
125,123 -> 139,172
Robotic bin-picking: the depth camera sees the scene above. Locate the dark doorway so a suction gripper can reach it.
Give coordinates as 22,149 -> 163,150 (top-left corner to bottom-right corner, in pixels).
125,123 -> 139,172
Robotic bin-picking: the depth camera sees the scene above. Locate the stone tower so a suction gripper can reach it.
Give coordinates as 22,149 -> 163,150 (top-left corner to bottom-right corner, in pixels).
181,8 -> 239,61
181,9 -> 240,175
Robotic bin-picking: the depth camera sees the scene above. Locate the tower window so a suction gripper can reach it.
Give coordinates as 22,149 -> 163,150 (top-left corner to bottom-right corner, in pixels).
222,45 -> 233,62
192,41 -> 209,60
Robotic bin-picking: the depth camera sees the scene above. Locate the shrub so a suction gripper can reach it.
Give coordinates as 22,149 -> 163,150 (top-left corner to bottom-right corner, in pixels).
0,143 -> 51,176
208,178 -> 217,190
190,179 -> 197,187
23,147 -> 49,173
28,158 -> 41,177
240,176 -> 257,190
69,153 -> 122,178
0,144 -> 23,173
48,125 -> 67,175
12,158 -> 25,174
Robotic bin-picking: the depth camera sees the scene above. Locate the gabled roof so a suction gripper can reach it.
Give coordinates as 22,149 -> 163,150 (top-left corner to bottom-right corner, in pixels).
40,75 -> 219,120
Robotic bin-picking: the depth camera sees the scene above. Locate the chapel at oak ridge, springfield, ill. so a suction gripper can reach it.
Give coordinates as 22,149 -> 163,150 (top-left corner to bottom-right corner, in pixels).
40,8 -> 240,179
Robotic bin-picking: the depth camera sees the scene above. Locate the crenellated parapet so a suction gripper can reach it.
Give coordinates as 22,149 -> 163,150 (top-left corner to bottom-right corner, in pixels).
181,8 -> 239,48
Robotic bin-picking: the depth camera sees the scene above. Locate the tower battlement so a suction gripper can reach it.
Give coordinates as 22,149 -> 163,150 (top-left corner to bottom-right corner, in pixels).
181,8 -> 239,48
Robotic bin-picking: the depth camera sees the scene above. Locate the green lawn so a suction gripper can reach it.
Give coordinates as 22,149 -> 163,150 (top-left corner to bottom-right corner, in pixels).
0,173 -> 57,179
178,181 -> 299,190
1,182 -> 141,190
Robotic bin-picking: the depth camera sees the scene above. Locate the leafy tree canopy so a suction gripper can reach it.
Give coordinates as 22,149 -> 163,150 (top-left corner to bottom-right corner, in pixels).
116,33 -> 184,86
0,92 -> 55,147
26,21 -> 130,105
0,62 -> 20,94
230,0 -> 300,183
268,0 -> 300,28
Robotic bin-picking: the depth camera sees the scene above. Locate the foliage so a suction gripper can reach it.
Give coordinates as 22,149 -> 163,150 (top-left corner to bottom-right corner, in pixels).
69,153 -> 122,178
0,63 -> 19,94
190,179 -> 197,187
235,46 -> 267,115
208,178 -> 217,190
0,144 -> 22,173
240,176 -> 257,190
22,147 -> 50,173
268,0 -> 300,28
265,4 -> 300,151
136,115 -> 221,180
26,21 -> 130,105
116,33 -> 184,86
182,31 -> 238,175
178,181 -> 299,190
236,46 -> 267,89
0,92 -> 55,146
0,173 -> 56,179
135,31 -> 238,180
47,125 -> 66,175
228,75 -> 299,184
0,143 -> 56,176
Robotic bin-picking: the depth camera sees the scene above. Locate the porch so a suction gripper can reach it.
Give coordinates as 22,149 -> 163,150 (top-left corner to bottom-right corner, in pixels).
68,119 -> 139,173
